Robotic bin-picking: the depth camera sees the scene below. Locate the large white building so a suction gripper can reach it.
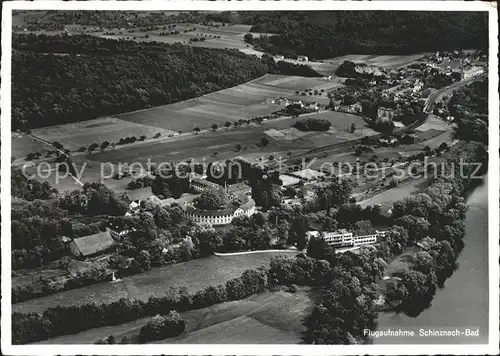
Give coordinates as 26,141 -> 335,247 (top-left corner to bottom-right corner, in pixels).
183,197 -> 256,226
307,221 -> 383,248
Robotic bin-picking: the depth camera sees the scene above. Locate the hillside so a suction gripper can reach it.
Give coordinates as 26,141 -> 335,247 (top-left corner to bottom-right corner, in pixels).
244,11 -> 488,59
12,34 -> 320,131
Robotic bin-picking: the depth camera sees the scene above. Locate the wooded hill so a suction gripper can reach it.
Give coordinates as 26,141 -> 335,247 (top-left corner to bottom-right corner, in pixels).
12,34 -> 318,130
244,11 -> 488,59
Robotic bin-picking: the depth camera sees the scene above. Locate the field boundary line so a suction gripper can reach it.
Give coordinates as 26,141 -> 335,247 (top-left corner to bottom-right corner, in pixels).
213,249 -> 298,257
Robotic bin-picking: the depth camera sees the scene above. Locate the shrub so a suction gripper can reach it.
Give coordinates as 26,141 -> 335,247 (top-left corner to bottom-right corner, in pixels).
139,315 -> 166,342
226,277 -> 247,301
294,118 -> 331,132
139,311 -> 185,342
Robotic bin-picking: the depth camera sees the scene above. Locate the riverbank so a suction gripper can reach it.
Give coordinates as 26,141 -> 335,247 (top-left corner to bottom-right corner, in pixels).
375,175 -> 488,344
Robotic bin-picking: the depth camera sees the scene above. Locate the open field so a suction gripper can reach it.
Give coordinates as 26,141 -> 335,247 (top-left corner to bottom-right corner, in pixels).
116,74 -> 341,132
20,109 -> 377,193
414,115 -> 452,132
13,251 -> 298,314
11,132 -> 51,159
358,177 -> 428,212
92,23 -> 255,50
35,287 -> 315,344
87,110 -> 374,167
324,53 -> 431,70
30,117 -> 176,151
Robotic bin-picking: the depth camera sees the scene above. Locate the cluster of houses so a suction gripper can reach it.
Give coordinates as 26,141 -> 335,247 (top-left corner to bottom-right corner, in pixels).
424,51 -> 485,80
306,220 -> 386,250
334,102 -> 362,114
272,98 -> 320,113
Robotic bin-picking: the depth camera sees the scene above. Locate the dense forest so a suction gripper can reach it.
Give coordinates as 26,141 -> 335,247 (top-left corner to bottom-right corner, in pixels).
243,11 -> 488,59
448,79 -> 488,143
12,34 -> 317,131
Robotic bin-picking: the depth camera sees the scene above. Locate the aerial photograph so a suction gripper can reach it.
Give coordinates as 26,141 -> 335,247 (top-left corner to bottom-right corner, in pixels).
7,8 -> 490,347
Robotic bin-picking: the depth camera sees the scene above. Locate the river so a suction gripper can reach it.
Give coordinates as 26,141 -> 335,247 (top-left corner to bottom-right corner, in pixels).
374,175 -> 489,344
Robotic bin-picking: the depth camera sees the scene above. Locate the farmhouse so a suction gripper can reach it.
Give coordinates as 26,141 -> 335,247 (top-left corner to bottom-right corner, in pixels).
334,102 -> 362,114
110,227 -> 130,241
378,107 -> 396,120
69,228 -> 116,259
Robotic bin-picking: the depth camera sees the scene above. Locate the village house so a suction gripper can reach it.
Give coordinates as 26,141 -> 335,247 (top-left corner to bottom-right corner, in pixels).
305,102 -> 320,112
334,102 -> 362,114
69,228 -> 116,259
377,106 -> 396,120
412,80 -> 423,93
126,186 -> 154,212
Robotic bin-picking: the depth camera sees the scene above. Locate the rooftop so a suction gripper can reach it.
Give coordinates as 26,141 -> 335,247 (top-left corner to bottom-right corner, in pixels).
71,229 -> 115,257
289,169 -> 325,181
185,205 -> 237,217
279,174 -> 301,187
191,178 -> 220,188
227,182 -> 251,193
126,186 -> 153,202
